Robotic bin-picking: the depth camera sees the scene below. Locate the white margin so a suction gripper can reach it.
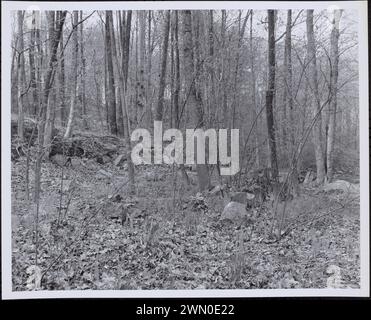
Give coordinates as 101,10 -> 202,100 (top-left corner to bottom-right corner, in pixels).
1,1 -> 369,299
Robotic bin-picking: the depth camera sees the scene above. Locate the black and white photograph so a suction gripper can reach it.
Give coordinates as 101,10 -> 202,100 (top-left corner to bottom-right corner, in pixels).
1,1 -> 369,299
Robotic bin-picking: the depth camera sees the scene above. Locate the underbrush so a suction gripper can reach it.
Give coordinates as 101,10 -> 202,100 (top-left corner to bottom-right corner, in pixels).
11,156 -> 360,290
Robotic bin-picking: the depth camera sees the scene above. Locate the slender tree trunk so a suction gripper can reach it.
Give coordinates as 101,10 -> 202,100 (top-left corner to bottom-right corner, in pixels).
59,25 -> 66,126
207,10 -> 216,126
155,11 -> 170,121
266,10 -> 279,182
121,10 -> 132,136
109,12 -> 125,137
79,11 -> 88,130
92,51 -> 105,133
16,11 -> 25,141
221,10 -> 228,128
174,11 -> 180,128
105,11 -> 118,135
306,10 -> 325,184
44,11 -> 56,149
250,11 -> 260,168
146,11 -> 153,127
326,10 -> 342,182
29,11 -> 38,116
136,10 -> 146,125
64,11 -> 79,138
284,10 -> 299,196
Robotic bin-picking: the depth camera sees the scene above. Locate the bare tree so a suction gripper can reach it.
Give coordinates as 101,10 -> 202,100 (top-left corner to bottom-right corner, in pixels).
306,9 -> 325,184
266,10 -> 279,182
136,11 -> 146,124
79,11 -> 88,130
105,10 -> 118,135
250,10 -> 260,168
64,11 -> 79,138
155,11 -> 170,121
181,10 -> 209,191
16,11 -> 25,141
326,10 -> 342,182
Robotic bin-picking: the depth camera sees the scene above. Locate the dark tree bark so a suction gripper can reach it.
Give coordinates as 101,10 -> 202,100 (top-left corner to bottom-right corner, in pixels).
109,11 -> 125,137
181,10 -> 209,191
155,11 -> 170,121
136,10 -> 146,124
29,11 -> 39,116
45,11 -> 57,148
266,10 -> 279,182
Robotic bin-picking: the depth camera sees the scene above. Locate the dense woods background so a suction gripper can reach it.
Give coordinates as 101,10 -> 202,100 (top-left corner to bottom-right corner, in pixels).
10,9 -> 360,290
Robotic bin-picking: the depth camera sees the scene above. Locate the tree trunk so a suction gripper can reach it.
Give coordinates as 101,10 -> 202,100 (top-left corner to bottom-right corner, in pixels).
181,10 -> 209,191
250,11 -> 260,168
146,11 -> 153,127
111,29 -> 135,193
109,12 -> 125,137
79,11 -> 88,130
44,11 -> 56,148
136,10 -> 146,125
266,10 -> 279,182
284,10 -> 299,196
29,11 -> 39,116
221,10 -> 229,128
59,24 -> 66,126
35,10 -> 67,201
306,10 -> 325,184
326,10 -> 342,182
64,11 -> 79,138
16,11 -> 25,141
155,11 -> 170,121
120,10 -> 132,136
105,11 -> 118,135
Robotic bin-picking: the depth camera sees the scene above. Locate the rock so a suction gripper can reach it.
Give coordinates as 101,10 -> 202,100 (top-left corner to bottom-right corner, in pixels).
230,191 -> 255,204
220,201 -> 249,222
323,180 -> 359,194
114,154 -> 127,166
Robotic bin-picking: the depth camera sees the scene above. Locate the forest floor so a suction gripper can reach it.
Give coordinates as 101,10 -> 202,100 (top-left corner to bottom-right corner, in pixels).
11,134 -> 360,290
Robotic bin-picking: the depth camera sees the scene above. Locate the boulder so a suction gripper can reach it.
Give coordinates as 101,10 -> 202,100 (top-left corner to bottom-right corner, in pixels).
220,201 -> 249,222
